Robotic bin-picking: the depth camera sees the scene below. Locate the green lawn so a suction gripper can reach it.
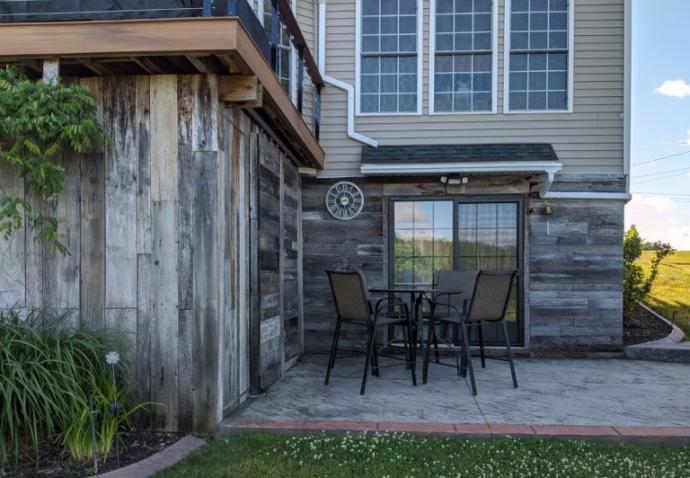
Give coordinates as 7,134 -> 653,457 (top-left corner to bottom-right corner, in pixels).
639,250 -> 690,336
155,433 -> 690,478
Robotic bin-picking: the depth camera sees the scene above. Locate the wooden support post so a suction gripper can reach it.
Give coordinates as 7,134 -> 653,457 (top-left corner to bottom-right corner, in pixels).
42,58 -> 60,83
218,75 -> 263,107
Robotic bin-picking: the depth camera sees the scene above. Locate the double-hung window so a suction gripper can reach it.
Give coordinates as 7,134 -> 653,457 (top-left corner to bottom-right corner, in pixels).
263,0 -> 293,94
506,0 -> 572,112
358,0 -> 421,114
432,0 -> 496,113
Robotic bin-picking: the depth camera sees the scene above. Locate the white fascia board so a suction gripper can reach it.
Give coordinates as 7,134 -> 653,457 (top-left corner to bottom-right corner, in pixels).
623,0 -> 632,193
542,191 -> 632,201
360,161 -> 563,176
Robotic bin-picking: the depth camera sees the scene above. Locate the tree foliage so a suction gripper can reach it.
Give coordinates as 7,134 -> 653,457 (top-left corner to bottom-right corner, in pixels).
0,66 -> 104,255
623,225 -> 675,318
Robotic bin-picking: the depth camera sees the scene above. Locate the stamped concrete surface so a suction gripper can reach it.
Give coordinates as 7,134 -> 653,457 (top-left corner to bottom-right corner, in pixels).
226,354 -> 690,429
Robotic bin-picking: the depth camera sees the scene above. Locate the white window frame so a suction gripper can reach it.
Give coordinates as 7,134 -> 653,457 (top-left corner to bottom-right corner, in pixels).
429,0 -> 499,115
258,0 -> 298,104
503,0 -> 575,114
355,0 -> 424,116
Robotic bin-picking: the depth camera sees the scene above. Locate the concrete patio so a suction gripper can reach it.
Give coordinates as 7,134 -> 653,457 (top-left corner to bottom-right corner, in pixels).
223,353 -> 690,436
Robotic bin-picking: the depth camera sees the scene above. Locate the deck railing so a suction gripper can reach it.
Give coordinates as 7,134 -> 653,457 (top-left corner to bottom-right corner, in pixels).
0,0 -> 322,139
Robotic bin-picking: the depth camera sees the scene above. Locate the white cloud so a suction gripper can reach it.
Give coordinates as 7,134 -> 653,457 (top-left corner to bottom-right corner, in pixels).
655,79 -> 690,99
626,195 -> 690,250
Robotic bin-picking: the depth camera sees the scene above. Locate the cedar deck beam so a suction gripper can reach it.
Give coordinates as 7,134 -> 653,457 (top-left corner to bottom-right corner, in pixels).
0,17 -> 324,168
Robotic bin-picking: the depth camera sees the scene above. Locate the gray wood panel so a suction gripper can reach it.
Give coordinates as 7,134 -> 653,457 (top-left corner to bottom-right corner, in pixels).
104,76 -> 138,309
0,74 -> 301,433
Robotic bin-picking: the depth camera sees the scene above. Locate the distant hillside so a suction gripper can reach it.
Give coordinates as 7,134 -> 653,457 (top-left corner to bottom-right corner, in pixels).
638,251 -> 690,337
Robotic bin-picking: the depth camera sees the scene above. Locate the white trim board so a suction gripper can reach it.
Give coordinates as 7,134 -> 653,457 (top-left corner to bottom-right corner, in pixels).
428,0 -> 499,115
542,191 -> 632,201
360,160 -> 563,176
502,0 -> 575,114
355,0 -> 424,116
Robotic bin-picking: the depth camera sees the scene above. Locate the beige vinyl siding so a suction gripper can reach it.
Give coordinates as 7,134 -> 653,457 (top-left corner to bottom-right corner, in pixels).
318,0 -> 624,177
296,0 -> 319,134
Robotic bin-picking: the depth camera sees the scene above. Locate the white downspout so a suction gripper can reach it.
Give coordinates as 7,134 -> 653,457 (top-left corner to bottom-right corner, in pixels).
318,2 -> 378,147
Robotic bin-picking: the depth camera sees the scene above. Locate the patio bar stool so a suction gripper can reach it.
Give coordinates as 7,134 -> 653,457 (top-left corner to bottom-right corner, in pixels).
424,270 -> 518,395
325,270 -> 417,395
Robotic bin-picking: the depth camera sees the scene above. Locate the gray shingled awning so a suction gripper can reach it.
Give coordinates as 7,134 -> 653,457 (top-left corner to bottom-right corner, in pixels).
361,143 -> 560,164
359,143 -> 562,186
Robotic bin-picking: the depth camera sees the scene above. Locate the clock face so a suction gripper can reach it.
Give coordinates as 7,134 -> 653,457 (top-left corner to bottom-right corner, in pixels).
325,181 -> 364,220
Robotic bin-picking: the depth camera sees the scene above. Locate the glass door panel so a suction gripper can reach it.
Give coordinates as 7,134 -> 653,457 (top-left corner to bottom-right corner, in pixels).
390,198 -> 523,345
458,201 -> 520,344
393,200 -> 454,289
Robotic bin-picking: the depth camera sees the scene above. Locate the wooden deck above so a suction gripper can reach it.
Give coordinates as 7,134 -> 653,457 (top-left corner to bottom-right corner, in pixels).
0,17 -> 325,168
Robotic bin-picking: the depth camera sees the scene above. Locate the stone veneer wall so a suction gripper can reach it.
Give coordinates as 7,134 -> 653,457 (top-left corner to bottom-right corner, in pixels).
301,174 -> 625,354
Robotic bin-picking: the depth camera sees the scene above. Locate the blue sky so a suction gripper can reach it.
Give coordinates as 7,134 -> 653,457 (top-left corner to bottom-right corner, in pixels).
626,0 -> 690,249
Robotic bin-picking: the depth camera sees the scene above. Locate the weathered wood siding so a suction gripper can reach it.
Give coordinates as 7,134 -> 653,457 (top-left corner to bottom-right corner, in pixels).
253,132 -> 304,390
302,174 -> 624,352
0,74 -> 305,432
319,0 -> 625,177
302,178 -> 386,350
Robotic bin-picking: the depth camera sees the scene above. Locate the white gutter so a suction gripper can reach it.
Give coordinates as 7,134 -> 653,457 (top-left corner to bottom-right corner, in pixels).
541,191 -> 632,201
318,2 -> 378,148
623,0 -> 632,193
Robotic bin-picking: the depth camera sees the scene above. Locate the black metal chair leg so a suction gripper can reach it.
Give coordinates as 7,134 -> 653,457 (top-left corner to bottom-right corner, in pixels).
406,320 -> 417,386
325,318 -> 342,385
432,326 -> 440,363
460,322 -> 477,395
402,323 -> 411,370
422,317 -> 434,384
502,321 -> 518,388
361,322 -> 377,395
477,323 -> 486,368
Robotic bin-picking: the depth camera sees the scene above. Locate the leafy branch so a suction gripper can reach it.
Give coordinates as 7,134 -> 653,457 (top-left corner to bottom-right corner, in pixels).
0,66 -> 104,255
623,225 -> 675,318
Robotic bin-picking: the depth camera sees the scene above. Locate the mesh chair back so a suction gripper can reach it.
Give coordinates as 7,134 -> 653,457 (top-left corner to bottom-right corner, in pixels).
467,271 -> 516,322
327,270 -> 371,322
434,270 -> 478,315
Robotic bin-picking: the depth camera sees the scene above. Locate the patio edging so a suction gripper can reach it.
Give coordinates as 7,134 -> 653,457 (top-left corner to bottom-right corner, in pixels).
221,419 -> 690,443
96,435 -> 205,478
624,303 -> 689,363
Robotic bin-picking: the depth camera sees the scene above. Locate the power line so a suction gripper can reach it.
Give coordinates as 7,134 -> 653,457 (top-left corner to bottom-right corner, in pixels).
631,165 -> 690,178
631,149 -> 690,166
632,192 -> 690,197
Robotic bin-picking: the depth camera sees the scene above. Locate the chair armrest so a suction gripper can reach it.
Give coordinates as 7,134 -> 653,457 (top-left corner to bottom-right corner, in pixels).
372,295 -> 405,317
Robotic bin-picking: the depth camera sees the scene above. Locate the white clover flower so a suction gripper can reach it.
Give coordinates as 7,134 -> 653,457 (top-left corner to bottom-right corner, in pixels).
106,351 -> 120,365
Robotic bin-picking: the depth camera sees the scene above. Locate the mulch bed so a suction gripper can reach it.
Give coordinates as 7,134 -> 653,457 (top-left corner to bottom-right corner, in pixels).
4,431 -> 181,478
624,304 -> 672,346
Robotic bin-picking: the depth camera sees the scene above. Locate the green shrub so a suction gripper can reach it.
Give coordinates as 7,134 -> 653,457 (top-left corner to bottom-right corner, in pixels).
0,65 -> 104,255
0,308 -> 143,468
623,226 -> 675,318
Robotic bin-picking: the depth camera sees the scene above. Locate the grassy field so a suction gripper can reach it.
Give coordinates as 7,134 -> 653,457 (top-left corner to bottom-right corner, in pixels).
155,433 -> 690,478
639,250 -> 690,336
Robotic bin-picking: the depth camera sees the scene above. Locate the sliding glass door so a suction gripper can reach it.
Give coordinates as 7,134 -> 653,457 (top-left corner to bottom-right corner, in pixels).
391,197 -> 523,345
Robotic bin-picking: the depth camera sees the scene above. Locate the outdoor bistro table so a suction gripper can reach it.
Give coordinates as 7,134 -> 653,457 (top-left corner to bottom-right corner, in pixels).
368,287 -> 464,348
368,287 -> 464,325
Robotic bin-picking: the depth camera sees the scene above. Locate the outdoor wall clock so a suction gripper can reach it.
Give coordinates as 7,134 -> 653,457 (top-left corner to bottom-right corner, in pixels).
325,181 -> 364,220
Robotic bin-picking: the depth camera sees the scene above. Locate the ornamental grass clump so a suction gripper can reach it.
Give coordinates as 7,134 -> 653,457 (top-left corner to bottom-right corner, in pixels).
0,308 -> 144,469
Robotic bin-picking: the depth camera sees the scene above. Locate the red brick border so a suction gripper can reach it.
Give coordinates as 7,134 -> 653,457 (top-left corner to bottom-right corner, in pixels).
224,419 -> 690,442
